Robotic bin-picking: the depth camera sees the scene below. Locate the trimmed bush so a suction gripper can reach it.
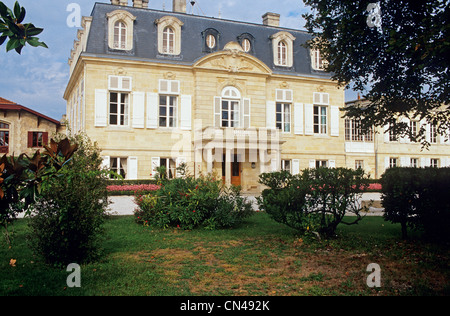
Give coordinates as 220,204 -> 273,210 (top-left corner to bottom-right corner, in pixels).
257,167 -> 370,238
134,174 -> 253,230
381,167 -> 450,241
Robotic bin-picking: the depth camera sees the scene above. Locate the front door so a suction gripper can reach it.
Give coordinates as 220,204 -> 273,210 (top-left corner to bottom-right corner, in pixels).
222,154 -> 241,186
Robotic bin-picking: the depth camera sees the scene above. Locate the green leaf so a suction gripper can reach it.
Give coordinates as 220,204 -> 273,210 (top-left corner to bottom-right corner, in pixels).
25,26 -> 43,37
0,35 -> 6,46
14,44 -> 23,54
17,6 -> 25,24
26,37 -> 47,48
13,1 -> 21,19
6,37 -> 20,52
0,2 -> 7,17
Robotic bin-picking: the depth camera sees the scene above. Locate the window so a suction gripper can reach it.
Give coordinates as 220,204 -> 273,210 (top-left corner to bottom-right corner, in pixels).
345,119 -> 373,142
270,31 -> 295,67
410,158 -> 418,167
28,131 -> 48,148
113,21 -> 126,49
311,48 -> 328,70
276,103 -> 291,132
110,157 -> 127,179
156,16 -> 183,56
277,41 -> 287,66
160,158 -> 177,179
389,158 -> 398,168
316,160 -> 328,168
0,123 -> 9,153
431,158 -> 439,168
221,87 -> 241,128
109,92 -> 129,126
159,95 -> 177,128
355,160 -> 364,169
107,10 -> 136,51
206,34 -> 216,49
430,124 -> 437,144
162,27 -> 175,54
242,38 -> 251,52
314,105 -> 327,134
281,160 -> 291,173
410,120 -> 418,142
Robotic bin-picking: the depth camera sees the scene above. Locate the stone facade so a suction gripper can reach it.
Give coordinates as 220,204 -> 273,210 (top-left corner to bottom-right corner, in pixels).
0,97 -> 64,156
63,1 -> 450,192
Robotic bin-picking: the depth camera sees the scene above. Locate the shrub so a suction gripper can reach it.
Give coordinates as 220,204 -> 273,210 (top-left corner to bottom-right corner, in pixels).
27,134 -> 109,265
134,174 -> 253,230
257,168 -> 370,238
381,167 -> 450,241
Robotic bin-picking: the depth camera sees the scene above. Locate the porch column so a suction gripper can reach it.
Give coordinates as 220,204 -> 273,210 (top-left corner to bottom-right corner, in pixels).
225,148 -> 232,185
206,148 -> 213,174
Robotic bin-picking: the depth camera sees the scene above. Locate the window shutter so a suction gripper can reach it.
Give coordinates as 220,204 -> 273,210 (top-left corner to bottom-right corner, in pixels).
95,89 -> 108,127
27,131 -> 33,147
330,106 -> 340,136
271,157 -> 278,172
294,103 -> 303,135
329,160 -> 336,168
384,124 -> 390,142
214,97 -> 221,127
127,157 -> 138,180
266,101 -> 276,129
151,157 -> 160,176
42,132 -> 49,146
292,159 -> 300,175
180,95 -> 192,130
147,92 -> 158,129
385,157 -> 390,169
132,92 -> 145,128
243,98 -> 251,128
400,157 -> 410,167
171,81 -> 180,94
304,104 -> 314,135
309,159 -> 315,169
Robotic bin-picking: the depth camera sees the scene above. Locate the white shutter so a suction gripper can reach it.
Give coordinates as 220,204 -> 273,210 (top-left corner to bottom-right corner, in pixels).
330,106 -> 340,136
214,97 -> 221,127
132,92 -> 145,128
151,157 -> 160,176
243,98 -> 251,128
400,157 -> 410,167
147,92 -> 158,129
304,104 -> 314,135
180,95 -> 192,130
159,79 -> 169,94
309,159 -> 315,169
384,124 -> 390,142
101,156 -> 110,170
292,159 -> 300,175
266,101 -> 276,129
294,103 -> 303,135
127,157 -> 138,180
95,89 -> 108,127
385,157 -> 390,169
271,157 -> 278,172
329,160 -> 336,168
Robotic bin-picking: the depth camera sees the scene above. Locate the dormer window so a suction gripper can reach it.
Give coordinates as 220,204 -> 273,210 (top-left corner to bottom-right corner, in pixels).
202,28 -> 220,53
206,34 -> 216,49
270,31 -> 295,68
311,48 -> 328,71
242,38 -> 251,53
107,10 -> 136,51
156,16 -> 184,56
163,27 -> 175,54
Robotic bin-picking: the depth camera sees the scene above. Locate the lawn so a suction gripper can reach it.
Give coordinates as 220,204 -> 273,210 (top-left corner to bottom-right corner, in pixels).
1,212 -> 449,296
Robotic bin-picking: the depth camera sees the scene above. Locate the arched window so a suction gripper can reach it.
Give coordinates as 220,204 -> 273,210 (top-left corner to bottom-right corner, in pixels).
0,122 -> 9,153
114,21 -> 127,49
277,41 -> 287,66
206,34 -> 216,49
221,87 -> 241,128
242,38 -> 251,53
163,27 -> 175,54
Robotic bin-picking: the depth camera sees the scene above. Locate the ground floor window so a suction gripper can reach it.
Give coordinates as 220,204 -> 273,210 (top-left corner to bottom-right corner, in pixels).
389,157 -> 398,168
281,159 -> 291,173
355,160 -> 364,169
431,158 -> 439,168
160,158 -> 177,179
316,160 -> 328,168
110,157 -> 127,179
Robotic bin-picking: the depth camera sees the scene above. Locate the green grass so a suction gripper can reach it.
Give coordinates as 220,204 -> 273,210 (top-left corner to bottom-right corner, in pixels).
1,213 -> 449,296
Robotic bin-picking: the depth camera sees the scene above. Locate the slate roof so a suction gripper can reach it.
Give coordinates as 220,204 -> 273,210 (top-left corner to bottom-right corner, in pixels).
85,2 -> 331,79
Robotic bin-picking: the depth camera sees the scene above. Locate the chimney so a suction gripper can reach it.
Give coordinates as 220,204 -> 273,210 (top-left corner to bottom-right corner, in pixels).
142,0 -> 149,8
173,0 -> 186,13
111,0 -> 119,4
132,0 -> 143,8
262,12 -> 280,27
119,0 -> 128,6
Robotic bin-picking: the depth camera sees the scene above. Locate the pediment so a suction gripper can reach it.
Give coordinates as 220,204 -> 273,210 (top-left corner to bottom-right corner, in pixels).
193,49 -> 272,75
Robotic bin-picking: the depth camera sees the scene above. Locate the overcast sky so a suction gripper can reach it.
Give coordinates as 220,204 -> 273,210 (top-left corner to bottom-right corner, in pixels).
0,0 -> 357,120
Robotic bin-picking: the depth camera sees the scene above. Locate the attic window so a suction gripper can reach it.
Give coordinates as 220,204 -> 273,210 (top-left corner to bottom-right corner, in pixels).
206,34 -> 216,49
156,16 -> 184,56
270,31 -> 295,68
107,10 -> 136,51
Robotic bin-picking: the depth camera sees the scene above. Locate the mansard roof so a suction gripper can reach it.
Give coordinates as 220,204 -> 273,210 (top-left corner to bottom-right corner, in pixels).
84,2 -> 330,79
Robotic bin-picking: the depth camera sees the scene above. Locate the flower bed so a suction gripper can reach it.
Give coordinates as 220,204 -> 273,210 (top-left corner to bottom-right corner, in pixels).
107,184 -> 160,196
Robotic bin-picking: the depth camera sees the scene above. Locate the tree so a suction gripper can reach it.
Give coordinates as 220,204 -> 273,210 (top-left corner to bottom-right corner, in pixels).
0,1 -> 47,54
303,0 -> 450,146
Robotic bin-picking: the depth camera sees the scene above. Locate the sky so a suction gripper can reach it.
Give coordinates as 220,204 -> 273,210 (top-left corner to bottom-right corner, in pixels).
0,0 -> 358,120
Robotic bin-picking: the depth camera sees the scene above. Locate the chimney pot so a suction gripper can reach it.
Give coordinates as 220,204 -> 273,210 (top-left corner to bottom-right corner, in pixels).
119,0 -> 128,6
262,12 -> 280,27
111,0 -> 119,5
133,0 -> 143,8
173,0 -> 186,13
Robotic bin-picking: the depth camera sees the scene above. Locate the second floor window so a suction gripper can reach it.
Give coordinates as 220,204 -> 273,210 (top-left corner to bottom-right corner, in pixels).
314,105 -> 327,134
162,27 -> 175,54
159,95 -> 177,128
277,41 -> 287,66
110,92 -> 129,126
276,103 -> 291,132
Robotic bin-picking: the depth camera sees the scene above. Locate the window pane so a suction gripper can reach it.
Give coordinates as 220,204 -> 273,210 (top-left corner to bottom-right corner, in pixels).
160,106 -> 167,116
